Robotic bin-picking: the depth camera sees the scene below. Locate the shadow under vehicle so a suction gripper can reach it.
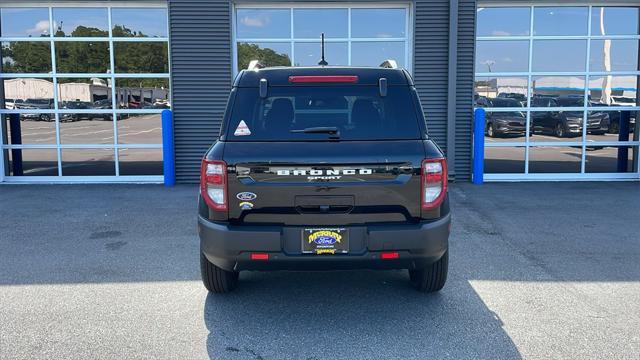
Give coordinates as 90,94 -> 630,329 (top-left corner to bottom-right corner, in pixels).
15,98 -> 54,121
531,96 -> 610,138
476,97 -> 527,138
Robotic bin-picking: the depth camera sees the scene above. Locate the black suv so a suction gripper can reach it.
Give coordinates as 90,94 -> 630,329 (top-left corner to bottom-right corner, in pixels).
198,65 -> 451,293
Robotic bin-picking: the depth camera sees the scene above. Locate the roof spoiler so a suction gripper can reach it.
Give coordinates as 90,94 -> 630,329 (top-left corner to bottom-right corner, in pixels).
379,59 -> 398,69
247,60 -> 265,71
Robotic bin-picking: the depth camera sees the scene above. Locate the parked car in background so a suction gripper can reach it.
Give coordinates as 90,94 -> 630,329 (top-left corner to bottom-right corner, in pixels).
142,102 -> 170,110
611,96 -> 637,107
16,98 -> 54,121
92,99 -> 115,121
477,97 -> 527,138
531,96 -> 610,137
60,101 -> 112,121
497,92 -> 527,106
597,103 -> 637,134
4,98 -> 16,110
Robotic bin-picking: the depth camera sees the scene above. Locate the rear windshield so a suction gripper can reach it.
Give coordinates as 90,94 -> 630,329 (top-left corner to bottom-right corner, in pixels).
224,86 -> 422,141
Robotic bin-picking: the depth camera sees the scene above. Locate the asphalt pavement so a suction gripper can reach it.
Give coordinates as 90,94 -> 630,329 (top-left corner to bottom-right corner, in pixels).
1,182 -> 639,359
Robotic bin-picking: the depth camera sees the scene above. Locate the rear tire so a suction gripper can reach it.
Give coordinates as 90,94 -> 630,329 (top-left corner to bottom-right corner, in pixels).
409,250 -> 448,292
200,252 -> 239,293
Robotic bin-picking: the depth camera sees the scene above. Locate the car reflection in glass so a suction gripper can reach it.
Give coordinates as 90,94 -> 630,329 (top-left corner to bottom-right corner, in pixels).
600,98 -> 637,134
531,96 -> 610,138
61,101 -> 112,122
15,98 -> 54,121
476,96 -> 527,138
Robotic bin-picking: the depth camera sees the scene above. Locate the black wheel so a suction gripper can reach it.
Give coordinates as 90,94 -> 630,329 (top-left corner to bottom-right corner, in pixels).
486,123 -> 496,138
609,121 -> 619,134
200,252 -> 239,293
554,123 -> 566,138
39,114 -> 51,122
409,250 -> 448,292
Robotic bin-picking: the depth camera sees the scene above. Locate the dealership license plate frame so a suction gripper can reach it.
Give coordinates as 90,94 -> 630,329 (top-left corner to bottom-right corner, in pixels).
302,228 -> 349,255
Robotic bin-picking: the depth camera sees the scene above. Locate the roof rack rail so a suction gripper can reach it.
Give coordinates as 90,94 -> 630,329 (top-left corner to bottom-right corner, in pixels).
247,60 -> 265,70
379,59 -> 398,69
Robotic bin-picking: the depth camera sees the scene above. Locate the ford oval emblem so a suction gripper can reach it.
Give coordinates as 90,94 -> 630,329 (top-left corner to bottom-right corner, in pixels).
236,192 -> 257,201
314,235 -> 337,245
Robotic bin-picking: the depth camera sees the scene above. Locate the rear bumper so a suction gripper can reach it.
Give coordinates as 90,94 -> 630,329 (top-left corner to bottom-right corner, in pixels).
198,214 -> 450,271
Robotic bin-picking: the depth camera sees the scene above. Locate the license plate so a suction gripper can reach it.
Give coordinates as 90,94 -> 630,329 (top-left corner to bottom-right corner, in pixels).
302,228 -> 349,255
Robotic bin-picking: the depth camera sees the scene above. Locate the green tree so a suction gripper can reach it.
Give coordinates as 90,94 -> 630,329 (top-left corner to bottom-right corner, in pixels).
114,42 -> 168,74
237,43 -> 291,70
54,26 -> 110,73
1,42 -> 52,73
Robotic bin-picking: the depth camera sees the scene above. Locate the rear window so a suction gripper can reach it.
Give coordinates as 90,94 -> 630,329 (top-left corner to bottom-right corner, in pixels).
224,86 -> 422,141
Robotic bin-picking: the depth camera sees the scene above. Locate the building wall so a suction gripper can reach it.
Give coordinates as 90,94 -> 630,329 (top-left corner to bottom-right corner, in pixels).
168,0 -> 476,183
169,0 -> 233,183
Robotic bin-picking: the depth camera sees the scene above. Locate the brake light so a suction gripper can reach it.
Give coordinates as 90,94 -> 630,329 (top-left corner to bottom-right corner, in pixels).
421,158 -> 447,210
288,75 -> 358,84
200,159 -> 227,211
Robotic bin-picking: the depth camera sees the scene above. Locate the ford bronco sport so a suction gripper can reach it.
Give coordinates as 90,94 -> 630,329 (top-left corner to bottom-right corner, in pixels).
198,63 -> 451,293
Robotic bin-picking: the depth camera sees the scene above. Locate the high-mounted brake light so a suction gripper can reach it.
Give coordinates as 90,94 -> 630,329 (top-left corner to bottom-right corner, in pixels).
288,75 -> 358,84
200,159 -> 227,211
421,158 -> 448,211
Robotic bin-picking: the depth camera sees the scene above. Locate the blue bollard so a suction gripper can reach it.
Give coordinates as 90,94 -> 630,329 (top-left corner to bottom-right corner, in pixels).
617,111 -> 630,173
161,109 -> 175,186
9,113 -> 23,176
472,108 -> 486,184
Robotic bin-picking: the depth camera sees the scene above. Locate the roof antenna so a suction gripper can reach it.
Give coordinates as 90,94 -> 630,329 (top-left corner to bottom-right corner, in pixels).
318,33 -> 328,66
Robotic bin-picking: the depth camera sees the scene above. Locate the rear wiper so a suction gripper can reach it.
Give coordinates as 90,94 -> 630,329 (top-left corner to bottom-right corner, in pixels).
290,126 -> 340,139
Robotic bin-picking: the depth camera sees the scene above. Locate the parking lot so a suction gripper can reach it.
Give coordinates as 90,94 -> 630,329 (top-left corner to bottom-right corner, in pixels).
1,182 -> 639,359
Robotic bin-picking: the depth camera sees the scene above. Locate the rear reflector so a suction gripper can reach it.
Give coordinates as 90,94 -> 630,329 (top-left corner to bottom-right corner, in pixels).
250,253 -> 269,261
380,252 -> 399,260
288,75 -> 358,84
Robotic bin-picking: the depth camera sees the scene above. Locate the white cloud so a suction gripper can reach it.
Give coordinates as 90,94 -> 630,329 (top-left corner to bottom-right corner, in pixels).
492,30 -> 511,36
240,15 -> 268,28
26,20 -> 50,35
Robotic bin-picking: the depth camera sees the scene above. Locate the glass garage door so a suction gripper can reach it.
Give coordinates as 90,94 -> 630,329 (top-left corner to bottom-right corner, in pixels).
232,4 -> 411,73
475,5 -> 640,180
0,3 -> 170,182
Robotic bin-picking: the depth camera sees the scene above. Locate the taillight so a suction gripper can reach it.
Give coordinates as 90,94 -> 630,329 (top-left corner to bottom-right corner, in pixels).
200,159 -> 227,211
421,158 -> 447,210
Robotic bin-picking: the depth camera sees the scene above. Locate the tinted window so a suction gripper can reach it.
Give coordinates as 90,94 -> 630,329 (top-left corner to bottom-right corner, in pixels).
490,98 -> 523,107
555,97 -> 584,106
226,86 -> 421,141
